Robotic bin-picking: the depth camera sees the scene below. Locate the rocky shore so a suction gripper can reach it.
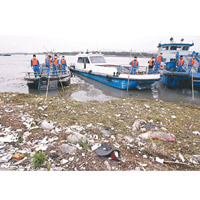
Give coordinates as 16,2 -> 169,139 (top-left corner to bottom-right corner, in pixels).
0,92 -> 200,171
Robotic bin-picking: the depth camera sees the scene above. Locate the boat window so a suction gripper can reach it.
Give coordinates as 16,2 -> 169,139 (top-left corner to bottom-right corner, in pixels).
162,46 -> 169,50
78,57 -> 84,63
183,46 -> 189,50
83,57 -> 90,63
90,56 -> 106,63
170,46 -> 177,50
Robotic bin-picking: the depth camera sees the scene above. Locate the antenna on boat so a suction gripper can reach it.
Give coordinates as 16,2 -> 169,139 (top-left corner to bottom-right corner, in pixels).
181,38 -> 184,42
170,37 -> 174,42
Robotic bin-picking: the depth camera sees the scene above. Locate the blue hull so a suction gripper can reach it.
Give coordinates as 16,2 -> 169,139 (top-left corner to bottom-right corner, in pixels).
72,70 -> 158,90
161,70 -> 200,88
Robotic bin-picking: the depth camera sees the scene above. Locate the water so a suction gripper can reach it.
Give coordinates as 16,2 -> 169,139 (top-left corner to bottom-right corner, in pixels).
0,55 -> 200,105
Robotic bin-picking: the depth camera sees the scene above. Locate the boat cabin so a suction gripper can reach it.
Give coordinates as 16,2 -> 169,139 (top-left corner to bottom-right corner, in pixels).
157,38 -> 194,63
75,53 -> 118,75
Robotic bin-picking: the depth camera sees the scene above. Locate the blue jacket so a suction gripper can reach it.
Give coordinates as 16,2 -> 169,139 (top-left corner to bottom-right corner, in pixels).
45,58 -> 51,67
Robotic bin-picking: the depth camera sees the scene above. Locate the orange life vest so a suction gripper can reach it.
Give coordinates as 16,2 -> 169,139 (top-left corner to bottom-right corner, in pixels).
53,58 -> 58,65
32,58 -> 39,65
148,59 -> 153,66
190,58 -> 195,65
61,59 -> 66,64
131,60 -> 138,66
156,56 -> 162,63
45,57 -> 51,65
178,59 -> 184,65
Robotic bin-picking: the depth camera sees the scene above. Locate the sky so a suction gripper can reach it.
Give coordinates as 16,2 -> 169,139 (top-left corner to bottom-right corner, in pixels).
1,0 -> 200,53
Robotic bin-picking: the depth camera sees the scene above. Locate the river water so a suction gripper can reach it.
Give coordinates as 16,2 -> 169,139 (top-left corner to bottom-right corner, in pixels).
0,55 -> 200,105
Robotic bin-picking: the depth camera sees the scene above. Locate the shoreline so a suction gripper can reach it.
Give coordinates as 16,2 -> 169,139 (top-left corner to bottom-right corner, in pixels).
0,92 -> 200,171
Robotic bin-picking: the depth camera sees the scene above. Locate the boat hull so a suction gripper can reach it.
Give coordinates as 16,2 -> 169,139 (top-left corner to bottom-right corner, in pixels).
161,70 -> 200,88
71,69 -> 159,90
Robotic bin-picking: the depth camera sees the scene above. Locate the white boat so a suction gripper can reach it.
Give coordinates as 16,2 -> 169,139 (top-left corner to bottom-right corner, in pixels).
70,52 -> 160,90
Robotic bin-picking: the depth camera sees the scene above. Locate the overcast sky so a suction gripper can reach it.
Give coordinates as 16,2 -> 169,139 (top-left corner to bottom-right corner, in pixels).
1,0 -> 200,53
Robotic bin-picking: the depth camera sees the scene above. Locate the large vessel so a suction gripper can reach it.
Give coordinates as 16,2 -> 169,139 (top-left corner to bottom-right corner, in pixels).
69,52 -> 160,90
158,37 -> 200,88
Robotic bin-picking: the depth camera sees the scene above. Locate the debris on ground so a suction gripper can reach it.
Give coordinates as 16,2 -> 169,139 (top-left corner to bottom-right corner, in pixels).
0,92 -> 200,171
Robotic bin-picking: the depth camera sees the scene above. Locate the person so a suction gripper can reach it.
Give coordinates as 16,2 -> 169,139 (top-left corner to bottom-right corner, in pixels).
52,54 -> 59,76
129,56 -> 139,75
188,55 -> 196,72
44,55 -> 51,76
148,57 -> 155,74
60,56 -> 67,74
31,54 -> 40,77
176,55 -> 184,72
198,61 -> 200,73
154,53 -> 163,73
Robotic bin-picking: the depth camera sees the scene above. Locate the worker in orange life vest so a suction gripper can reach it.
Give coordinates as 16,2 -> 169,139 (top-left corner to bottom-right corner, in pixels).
52,54 -> 59,76
129,56 -> 139,75
31,54 -> 40,77
153,53 -> 163,74
44,55 -> 51,76
176,55 -> 185,72
188,55 -> 196,72
148,57 -> 155,74
61,56 -> 67,74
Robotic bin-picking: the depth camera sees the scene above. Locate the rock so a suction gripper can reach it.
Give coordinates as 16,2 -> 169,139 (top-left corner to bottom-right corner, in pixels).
41,121 -> 54,130
60,144 -> 77,154
67,132 -> 87,144
156,157 -> 164,164
132,119 -> 146,132
12,153 -> 24,161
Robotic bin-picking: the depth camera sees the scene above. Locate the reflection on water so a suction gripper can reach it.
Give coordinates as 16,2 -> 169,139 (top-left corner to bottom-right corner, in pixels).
0,55 -> 200,105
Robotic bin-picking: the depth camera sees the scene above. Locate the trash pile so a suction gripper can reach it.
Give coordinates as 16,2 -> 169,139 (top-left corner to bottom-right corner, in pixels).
0,93 -> 200,171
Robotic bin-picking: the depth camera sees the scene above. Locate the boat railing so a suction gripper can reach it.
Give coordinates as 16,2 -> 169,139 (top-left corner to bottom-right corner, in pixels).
25,69 -> 69,79
118,65 -> 148,74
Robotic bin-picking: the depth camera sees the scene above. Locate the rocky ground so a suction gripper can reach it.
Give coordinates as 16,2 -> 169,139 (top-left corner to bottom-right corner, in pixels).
0,91 -> 200,171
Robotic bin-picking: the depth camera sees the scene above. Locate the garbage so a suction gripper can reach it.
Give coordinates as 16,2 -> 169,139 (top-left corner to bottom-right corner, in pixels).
95,143 -> 120,161
171,115 -> 176,119
69,157 -> 74,162
12,153 -> 24,161
178,153 -> 185,162
60,144 -> 77,154
91,143 -> 101,151
155,157 -> 164,164
67,132 -> 87,144
104,160 -> 111,171
61,159 -> 68,164
193,155 -> 200,164
139,131 -> 177,142
132,119 -> 146,132
0,154 -> 12,163
0,134 -> 17,143
99,128 -> 112,137
40,120 -> 54,130
192,131 -> 200,136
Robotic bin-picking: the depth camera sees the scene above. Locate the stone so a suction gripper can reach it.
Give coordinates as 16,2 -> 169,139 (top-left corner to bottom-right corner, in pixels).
41,121 -> 54,131
67,132 -> 87,144
60,144 -> 77,154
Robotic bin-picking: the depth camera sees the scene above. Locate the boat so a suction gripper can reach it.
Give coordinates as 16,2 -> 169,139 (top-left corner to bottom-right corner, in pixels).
69,52 -> 160,90
0,53 -> 11,56
24,64 -> 71,90
158,37 -> 200,88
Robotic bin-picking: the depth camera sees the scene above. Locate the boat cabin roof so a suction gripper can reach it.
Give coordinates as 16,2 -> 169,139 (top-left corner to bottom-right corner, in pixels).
77,53 -> 104,57
158,43 -> 194,47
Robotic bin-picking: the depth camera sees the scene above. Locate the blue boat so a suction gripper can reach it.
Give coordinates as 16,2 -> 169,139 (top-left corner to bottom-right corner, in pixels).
157,37 -> 200,88
70,53 -> 160,90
